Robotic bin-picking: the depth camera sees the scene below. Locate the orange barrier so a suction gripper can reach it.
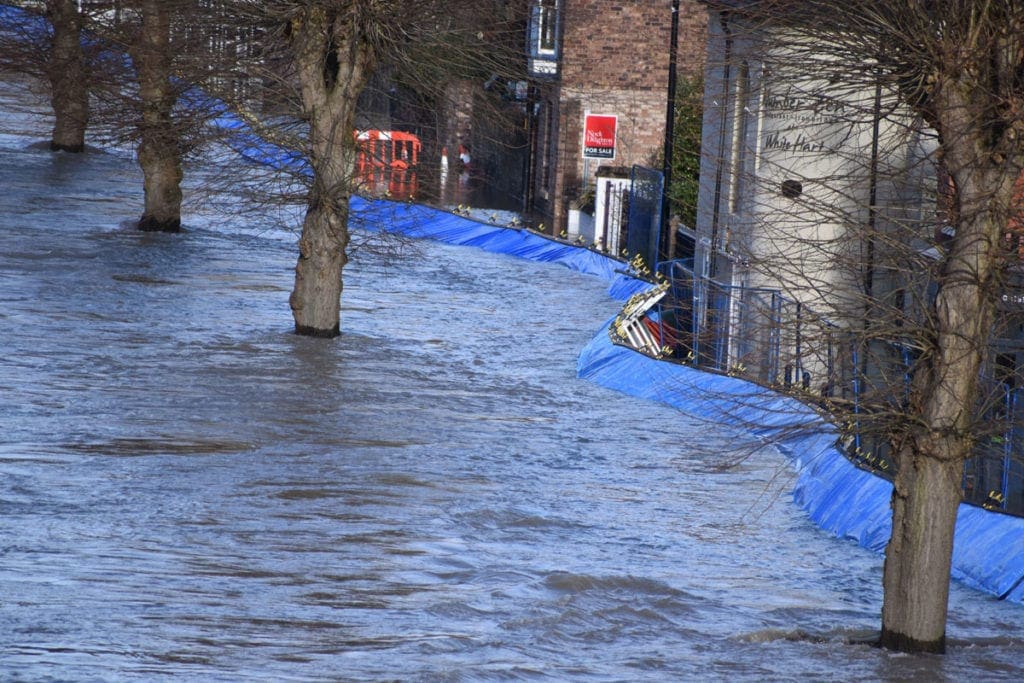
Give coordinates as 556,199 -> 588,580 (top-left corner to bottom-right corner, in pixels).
355,130 -> 421,200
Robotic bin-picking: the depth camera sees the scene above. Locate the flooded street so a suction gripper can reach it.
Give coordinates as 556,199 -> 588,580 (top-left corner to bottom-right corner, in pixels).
2,80 -> 1023,681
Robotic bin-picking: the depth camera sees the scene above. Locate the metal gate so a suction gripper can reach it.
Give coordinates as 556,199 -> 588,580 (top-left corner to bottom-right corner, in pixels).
627,165 -> 664,270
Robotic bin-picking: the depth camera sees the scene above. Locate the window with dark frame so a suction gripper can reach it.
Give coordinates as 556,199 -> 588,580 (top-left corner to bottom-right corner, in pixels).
538,0 -> 557,55
528,0 -> 560,76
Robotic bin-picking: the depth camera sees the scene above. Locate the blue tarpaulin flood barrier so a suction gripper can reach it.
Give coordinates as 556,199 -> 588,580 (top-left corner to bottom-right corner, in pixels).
351,196 -> 652,302
575,318 -> 1024,604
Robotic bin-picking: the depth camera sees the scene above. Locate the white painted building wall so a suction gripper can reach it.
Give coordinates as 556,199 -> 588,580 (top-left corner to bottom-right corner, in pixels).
694,11 -> 939,377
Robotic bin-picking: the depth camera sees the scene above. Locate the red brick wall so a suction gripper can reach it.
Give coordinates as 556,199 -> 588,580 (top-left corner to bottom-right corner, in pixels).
562,2 -> 669,89
545,0 -> 707,233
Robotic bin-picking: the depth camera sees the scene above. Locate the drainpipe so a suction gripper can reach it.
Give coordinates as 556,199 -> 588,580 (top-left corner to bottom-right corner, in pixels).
862,75 -> 882,381
523,88 -> 537,217
709,12 -> 733,280
661,0 -> 681,264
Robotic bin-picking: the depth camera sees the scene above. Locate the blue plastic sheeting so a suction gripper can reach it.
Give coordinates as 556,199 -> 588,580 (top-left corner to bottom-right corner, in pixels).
577,319 -> 1024,604
791,447 -> 893,553
576,319 -> 825,443
0,5 -> 45,35
349,196 -> 653,301
951,505 -> 1024,601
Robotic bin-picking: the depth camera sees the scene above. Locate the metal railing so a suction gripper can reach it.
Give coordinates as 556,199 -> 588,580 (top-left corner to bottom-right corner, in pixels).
651,258 -> 1024,517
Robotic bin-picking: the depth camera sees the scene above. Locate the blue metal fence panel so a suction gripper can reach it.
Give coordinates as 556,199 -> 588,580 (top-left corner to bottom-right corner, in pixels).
657,257 -> 1024,517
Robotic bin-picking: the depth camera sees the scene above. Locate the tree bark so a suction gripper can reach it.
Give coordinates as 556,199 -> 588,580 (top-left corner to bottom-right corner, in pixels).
879,62 -> 1014,650
288,6 -> 374,337
45,0 -> 88,152
132,0 -> 182,232
880,180 -> 1002,651
880,444 -> 963,653
291,194 -> 350,337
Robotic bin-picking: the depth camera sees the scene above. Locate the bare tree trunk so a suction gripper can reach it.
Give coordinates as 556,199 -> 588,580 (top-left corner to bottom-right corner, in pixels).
45,0 -> 88,152
291,191 -> 351,337
881,206 -> 1000,651
287,6 -> 374,337
132,0 -> 182,232
880,75 -> 1009,648
880,444 -> 964,652
290,106 -> 360,335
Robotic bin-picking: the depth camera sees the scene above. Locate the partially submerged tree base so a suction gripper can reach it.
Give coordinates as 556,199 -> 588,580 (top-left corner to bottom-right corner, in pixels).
137,215 -> 181,232
289,214 -> 347,338
133,1 -> 184,237
50,141 -> 85,153
294,323 -> 340,338
878,629 -> 945,655
880,448 -> 963,654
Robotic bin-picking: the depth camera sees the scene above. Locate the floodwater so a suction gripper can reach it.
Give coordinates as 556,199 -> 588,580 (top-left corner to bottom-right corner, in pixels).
1,79 -> 1023,682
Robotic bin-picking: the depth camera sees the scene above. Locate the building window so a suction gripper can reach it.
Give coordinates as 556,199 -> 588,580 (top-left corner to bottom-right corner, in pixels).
528,0 -> 560,76
538,0 -> 558,54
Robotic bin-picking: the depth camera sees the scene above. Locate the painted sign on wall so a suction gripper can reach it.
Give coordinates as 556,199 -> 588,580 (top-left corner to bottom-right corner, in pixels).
583,114 -> 617,159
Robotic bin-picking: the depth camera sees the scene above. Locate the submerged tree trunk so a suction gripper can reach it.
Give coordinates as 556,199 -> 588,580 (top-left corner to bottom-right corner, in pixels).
132,0 -> 182,232
45,0 -> 88,152
880,66 -> 1013,649
881,443 -> 965,652
291,191 -> 352,337
880,196 -> 1004,651
287,6 -> 374,337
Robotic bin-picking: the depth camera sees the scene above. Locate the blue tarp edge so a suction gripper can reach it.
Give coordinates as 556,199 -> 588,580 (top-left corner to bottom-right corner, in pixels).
350,196 -> 652,301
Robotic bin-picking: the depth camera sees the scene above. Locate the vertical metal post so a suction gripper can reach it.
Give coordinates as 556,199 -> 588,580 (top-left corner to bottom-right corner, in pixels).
794,301 -> 803,379
769,291 -> 780,383
1003,388 -> 1014,509
852,341 -> 862,456
824,327 -> 835,398
660,0 -> 681,264
692,271 -> 703,365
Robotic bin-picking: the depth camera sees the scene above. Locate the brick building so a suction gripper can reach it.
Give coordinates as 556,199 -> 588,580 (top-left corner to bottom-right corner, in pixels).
525,0 -> 706,235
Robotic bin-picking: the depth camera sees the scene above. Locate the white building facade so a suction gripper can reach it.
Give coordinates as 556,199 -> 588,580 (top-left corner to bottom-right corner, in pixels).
692,8 -> 944,384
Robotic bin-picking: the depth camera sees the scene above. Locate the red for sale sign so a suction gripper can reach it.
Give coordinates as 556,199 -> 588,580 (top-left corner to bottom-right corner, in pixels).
583,114 -> 617,159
